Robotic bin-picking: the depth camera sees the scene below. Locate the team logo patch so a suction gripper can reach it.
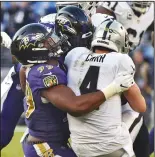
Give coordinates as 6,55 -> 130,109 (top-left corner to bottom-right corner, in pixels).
43,75 -> 58,87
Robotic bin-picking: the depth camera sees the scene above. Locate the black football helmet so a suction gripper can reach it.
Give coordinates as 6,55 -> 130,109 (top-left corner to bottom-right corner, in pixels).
11,23 -> 68,65
55,6 -> 94,49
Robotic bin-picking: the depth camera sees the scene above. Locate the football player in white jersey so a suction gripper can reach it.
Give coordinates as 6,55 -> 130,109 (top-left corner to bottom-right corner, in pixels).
1,32 -> 25,149
1,32 -> 12,49
81,2 -> 154,50
80,2 -> 153,157
64,18 -> 146,157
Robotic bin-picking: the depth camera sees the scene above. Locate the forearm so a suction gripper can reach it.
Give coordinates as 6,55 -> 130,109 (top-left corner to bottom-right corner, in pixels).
42,72 -> 134,116
96,6 -> 116,19
68,91 -> 105,116
123,84 -> 146,113
41,85 -> 106,116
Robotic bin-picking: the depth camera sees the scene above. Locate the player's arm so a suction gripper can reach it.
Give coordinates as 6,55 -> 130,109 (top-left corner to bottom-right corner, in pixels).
41,85 -> 104,116
96,2 -> 116,18
119,55 -> 146,113
41,72 -> 134,117
1,32 -> 12,49
123,84 -> 146,113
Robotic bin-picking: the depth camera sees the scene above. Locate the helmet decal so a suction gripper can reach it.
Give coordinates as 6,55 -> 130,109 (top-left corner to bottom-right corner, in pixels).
19,33 -> 44,50
56,15 -> 77,35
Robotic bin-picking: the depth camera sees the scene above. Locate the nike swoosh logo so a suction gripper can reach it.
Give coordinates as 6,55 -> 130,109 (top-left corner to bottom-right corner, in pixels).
43,72 -> 53,76
5,82 -> 11,85
131,65 -> 135,71
120,84 -> 128,88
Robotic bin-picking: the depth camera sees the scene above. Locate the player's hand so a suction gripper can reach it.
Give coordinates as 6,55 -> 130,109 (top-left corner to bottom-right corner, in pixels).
101,72 -> 134,99
113,71 -> 134,93
1,32 -> 12,49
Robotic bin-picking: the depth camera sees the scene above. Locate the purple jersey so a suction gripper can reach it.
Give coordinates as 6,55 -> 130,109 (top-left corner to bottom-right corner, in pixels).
24,63 -> 69,144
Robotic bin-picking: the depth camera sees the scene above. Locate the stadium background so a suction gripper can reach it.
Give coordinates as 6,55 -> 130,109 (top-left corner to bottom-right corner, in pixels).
1,2 -> 154,157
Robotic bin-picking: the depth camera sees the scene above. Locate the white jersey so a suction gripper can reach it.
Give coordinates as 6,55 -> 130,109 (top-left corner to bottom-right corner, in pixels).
91,13 -> 115,28
65,47 -> 135,157
1,66 -> 14,110
94,2 -> 154,49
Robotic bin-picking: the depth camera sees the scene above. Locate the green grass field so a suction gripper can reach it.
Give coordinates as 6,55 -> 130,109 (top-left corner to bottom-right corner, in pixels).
1,131 -> 24,157
1,127 -> 154,157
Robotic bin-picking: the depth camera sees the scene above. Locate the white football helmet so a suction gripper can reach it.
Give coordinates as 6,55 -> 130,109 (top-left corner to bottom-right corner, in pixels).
91,19 -> 130,53
128,2 -> 152,14
56,2 -> 80,11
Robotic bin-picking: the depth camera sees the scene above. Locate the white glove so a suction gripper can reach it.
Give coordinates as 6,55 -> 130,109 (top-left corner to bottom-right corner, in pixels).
101,72 -> 134,99
1,32 -> 12,49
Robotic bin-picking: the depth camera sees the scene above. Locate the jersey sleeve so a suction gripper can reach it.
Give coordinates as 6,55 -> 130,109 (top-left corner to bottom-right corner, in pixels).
118,54 -> 136,76
91,13 -> 115,28
28,64 -> 67,91
98,2 -> 118,12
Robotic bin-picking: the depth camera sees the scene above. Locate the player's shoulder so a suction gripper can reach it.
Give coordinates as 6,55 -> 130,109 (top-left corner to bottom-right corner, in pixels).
117,53 -> 135,70
65,47 -> 90,66
107,52 -> 126,58
67,47 -> 90,57
91,13 -> 115,28
27,63 -> 67,89
39,13 -> 56,32
107,52 -> 132,64
114,52 -> 132,61
29,64 -> 65,78
40,13 -> 56,23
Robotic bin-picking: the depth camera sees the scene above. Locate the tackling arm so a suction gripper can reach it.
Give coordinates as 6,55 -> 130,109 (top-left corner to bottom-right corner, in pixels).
96,3 -> 116,19
41,84 -> 105,117
41,72 -> 134,117
20,65 -> 134,117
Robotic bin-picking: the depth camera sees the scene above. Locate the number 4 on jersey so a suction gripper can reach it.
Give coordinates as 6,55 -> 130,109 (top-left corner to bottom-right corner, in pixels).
80,66 -> 100,94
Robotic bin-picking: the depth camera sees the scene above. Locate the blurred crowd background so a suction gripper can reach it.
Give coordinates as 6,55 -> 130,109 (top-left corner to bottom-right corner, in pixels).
1,2 -> 154,128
